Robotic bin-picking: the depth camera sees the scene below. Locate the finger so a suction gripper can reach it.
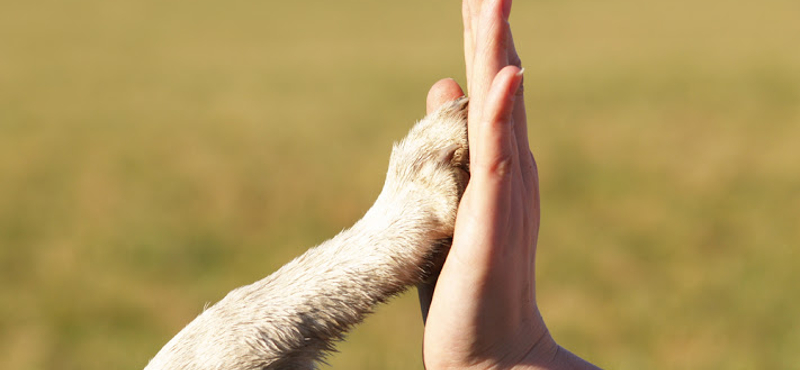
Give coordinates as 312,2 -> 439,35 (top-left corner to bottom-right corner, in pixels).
511,69 -> 530,162
426,78 -> 465,114
472,65 -> 523,182
467,0 -> 513,164
506,20 -> 521,69
496,16 -> 533,190
501,19 -> 529,162
462,0 -> 475,84
470,0 -> 511,98
453,66 -> 523,267
462,0 -> 486,76
513,88 -> 535,190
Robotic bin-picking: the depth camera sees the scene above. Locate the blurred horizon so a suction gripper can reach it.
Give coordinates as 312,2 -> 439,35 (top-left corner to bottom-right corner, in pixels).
1,0 -> 798,369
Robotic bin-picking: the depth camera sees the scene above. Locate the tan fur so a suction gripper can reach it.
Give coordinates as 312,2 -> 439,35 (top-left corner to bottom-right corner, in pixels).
144,98 -> 469,370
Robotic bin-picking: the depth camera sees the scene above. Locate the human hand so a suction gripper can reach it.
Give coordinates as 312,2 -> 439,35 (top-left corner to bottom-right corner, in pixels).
418,0 -> 600,369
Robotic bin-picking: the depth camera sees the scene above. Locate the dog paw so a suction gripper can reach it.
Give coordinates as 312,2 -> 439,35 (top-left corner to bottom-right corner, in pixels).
383,97 -> 469,239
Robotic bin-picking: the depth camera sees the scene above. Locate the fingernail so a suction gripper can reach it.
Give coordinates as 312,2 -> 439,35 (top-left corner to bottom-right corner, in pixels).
516,67 -> 525,77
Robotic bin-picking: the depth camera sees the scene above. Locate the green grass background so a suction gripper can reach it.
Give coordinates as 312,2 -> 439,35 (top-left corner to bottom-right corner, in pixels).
1,0 -> 798,369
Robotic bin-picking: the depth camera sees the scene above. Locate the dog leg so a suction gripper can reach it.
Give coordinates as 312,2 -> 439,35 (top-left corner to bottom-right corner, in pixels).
145,98 -> 468,370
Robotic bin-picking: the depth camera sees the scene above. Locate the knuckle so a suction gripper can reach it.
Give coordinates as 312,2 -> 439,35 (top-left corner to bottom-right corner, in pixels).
484,153 -> 514,179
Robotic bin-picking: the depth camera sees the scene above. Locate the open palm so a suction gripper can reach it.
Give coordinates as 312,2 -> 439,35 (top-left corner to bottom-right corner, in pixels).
419,1 -> 600,369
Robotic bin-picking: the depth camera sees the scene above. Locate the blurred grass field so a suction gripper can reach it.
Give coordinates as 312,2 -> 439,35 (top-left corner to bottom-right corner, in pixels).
1,0 -> 798,369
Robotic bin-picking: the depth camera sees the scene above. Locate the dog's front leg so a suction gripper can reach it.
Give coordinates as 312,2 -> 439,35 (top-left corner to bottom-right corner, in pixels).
144,98 -> 468,370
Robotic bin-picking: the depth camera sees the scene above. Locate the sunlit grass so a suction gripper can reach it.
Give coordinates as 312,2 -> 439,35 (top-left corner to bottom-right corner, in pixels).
1,0 -> 798,369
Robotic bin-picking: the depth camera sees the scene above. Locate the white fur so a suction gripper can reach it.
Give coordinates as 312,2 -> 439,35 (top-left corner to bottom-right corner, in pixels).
145,98 -> 469,370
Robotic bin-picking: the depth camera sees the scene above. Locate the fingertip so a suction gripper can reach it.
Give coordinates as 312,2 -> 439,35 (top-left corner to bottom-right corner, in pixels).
427,78 -> 466,114
496,65 -> 524,99
484,66 -> 523,110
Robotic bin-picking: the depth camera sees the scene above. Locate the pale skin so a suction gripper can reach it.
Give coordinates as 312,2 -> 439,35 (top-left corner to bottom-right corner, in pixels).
418,0 -> 602,369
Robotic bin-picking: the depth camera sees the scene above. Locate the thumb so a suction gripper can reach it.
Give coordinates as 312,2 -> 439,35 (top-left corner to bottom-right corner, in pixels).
427,78 -> 465,114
